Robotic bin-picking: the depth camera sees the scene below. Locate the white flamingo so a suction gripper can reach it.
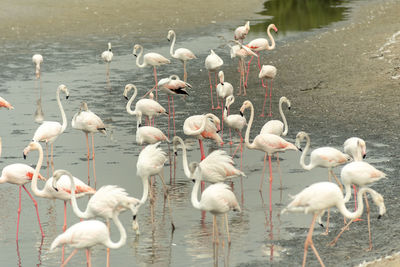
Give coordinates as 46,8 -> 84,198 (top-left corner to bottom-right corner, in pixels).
258,65 -> 277,117
205,50 -> 223,109
32,54 -> 43,79
234,21 -> 250,43
135,111 -> 169,145
101,42 -> 113,78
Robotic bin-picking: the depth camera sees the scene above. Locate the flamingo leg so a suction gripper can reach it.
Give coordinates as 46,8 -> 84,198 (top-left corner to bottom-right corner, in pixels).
22,185 -> 44,238
260,79 -> 268,117
16,186 -> 22,241
107,221 -> 110,267
214,215 -> 220,245
172,96 -> 176,136
153,66 -> 158,101
268,79 -> 273,117
239,131 -> 243,171
167,95 -> 171,139
242,59 -> 247,95
183,61 -> 188,82
238,60 -> 243,96
62,200 -> 68,262
61,249 -> 78,267
51,143 -> 54,174
221,101 -> 224,144
215,73 -> 221,109
364,193 -> 372,251
199,139 -> 205,192
225,213 -> 231,245
245,55 -> 254,88
208,72 -> 214,109
268,155 -> 273,212
91,133 -> 97,188
330,170 -> 344,192
257,52 -> 262,70
158,170 -> 176,231
329,218 -> 355,247
88,249 -> 92,267
260,153 -> 267,192
46,142 -> 49,178
86,133 -> 90,185
303,214 -> 326,267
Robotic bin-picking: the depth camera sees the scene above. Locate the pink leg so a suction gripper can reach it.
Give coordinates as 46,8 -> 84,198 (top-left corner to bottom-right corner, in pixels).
153,66 -> 158,101
239,131 -> 243,171
260,80 -> 268,117
215,72 -> 221,109
91,133 -> 97,188
208,72 -> 214,109
257,52 -> 262,70
172,96 -> 176,136
61,249 -> 78,267
245,55 -> 254,88
259,153 -> 267,192
51,144 -> 54,174
269,80 -> 273,117
199,139 -> 205,193
86,133 -> 90,185
268,155 -> 273,212
23,185 -> 44,238
46,143 -> 49,178
16,186 -> 22,241
167,95 -> 171,139
220,101 -> 224,145
62,201 -> 67,263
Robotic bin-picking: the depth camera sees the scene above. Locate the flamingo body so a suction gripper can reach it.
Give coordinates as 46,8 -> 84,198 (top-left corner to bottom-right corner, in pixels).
32,54 -> 43,78
136,124 -> 169,145
72,102 -> 106,134
198,183 -> 241,215
234,21 -> 250,43
0,163 -> 45,185
259,65 -> 277,79
344,137 -> 366,161
0,96 -> 14,110
158,75 -> 191,96
205,50 -> 223,72
183,114 -> 222,145
101,43 -> 113,63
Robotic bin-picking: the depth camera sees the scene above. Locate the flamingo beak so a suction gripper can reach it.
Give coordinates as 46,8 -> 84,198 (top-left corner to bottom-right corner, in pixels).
23,153 -> 26,160
288,106 -> 291,110
240,111 -> 244,116
66,96 -> 69,100
363,154 -> 366,159
124,96 -> 128,100
52,186 -> 59,192
378,215 -> 382,219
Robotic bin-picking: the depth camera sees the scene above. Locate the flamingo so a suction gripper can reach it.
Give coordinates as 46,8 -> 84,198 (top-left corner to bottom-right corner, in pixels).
101,42 -> 113,78
245,24 -> 278,87
31,84 -> 69,176
136,142 -> 175,231
52,169 -> 140,266
240,100 -> 298,210
216,71 -> 233,139
344,137 -> 366,161
183,113 -> 222,161
295,131 -> 352,233
135,111 -> 169,145
258,65 -> 277,117
72,101 -> 106,187
329,161 -> 386,250
23,141 -> 95,262
124,83 -> 167,126
191,164 -> 241,245
132,44 -> 170,101
167,30 -> 197,82
50,203 -> 126,267
234,21 -> 250,43
205,50 -> 223,109
0,153 -> 46,240
32,54 -> 43,79
0,96 -> 14,110
173,136 -> 244,183
282,182 -> 385,267
157,74 -> 190,137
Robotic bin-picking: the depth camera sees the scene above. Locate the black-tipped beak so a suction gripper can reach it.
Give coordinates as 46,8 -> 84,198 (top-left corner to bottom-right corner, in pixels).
133,215 -> 137,220
378,215 -> 382,219
168,38 -> 170,42
191,179 -> 195,183
133,54 -> 137,57
221,82 -> 224,86
319,223 -> 324,228
217,129 -> 221,133
66,96 -> 69,100
298,147 -> 303,152
124,96 -> 128,100
288,106 -> 291,110
174,151 -> 177,156
240,111 -> 243,116
53,186 -> 59,192
363,154 -> 366,159
23,153 -> 26,160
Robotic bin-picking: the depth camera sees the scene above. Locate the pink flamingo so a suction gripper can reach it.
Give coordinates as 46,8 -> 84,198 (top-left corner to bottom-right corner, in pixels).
101,42 -> 113,78
183,113 -> 222,161
132,44 -> 170,101
135,111 -> 169,145
240,100 -> 298,210
52,169 -> 140,266
344,137 -> 366,161
31,84 -> 69,176
0,137 -> 46,240
295,131 -> 352,233
32,54 -> 43,79
329,161 -> 386,250
71,101 -> 106,187
245,24 -> 278,87
282,182 -> 385,267
216,70 -> 233,138
167,30 -> 197,82
234,21 -> 250,44
258,65 -> 277,117
157,74 -> 190,137
0,96 -> 14,109
205,50 -> 223,110
23,141 -> 95,263
123,84 -> 167,126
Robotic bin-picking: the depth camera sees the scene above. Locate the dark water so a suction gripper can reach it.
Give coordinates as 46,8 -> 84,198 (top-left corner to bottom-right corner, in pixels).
0,1 -> 389,267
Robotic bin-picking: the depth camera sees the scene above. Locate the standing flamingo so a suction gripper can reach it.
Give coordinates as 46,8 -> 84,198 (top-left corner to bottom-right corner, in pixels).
191,165 -> 241,245
167,30 -> 197,82
216,70 -> 233,138
329,161 -> 386,250
32,54 -> 43,79
282,182 -> 385,267
183,113 -> 222,161
0,96 -> 14,109
123,83 -> 167,126
52,169 -> 140,266
234,21 -> 250,43
258,65 -> 277,117
205,50 -> 223,109
71,101 -> 106,187
344,137 -> 366,161
31,84 -> 69,176
132,44 -> 170,100
101,42 -> 113,78
240,100 -> 298,209
23,141 -> 95,262
50,204 -> 126,267
158,74 -> 190,137
0,161 -> 46,240
135,111 -> 169,145
245,24 -> 278,87
136,142 -> 175,231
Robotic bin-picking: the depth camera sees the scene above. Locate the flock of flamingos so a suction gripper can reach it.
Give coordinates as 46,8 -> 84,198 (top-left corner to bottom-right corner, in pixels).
0,20 -> 388,267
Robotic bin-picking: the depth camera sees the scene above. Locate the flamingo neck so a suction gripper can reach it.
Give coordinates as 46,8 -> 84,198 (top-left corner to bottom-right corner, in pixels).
184,114 -> 212,136
139,175 -> 149,205
266,25 -> 276,50
126,87 -> 137,116
169,31 -> 176,57
190,178 -> 202,210
244,102 -> 256,150
299,134 -> 313,170
31,144 -> 47,198
337,187 -> 374,219
135,46 -> 146,68
104,211 -> 127,249
63,172 -> 89,219
57,87 -> 67,134
280,100 -> 288,136
343,183 -> 353,203
174,137 -> 192,179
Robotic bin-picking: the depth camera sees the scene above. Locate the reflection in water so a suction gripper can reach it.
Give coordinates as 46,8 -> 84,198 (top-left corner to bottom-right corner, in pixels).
34,78 -> 44,124
16,237 -> 44,267
252,0 -> 352,34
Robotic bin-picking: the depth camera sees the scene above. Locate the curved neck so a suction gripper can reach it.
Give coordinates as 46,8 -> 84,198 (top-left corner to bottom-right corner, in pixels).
135,46 -> 146,68
126,87 -> 137,116
337,187 -> 374,219
279,101 -> 288,136
139,175 -> 149,205
244,102 -> 256,150
63,171 -> 89,218
105,211 -> 127,249
298,134 -> 313,170
191,178 -> 201,210
185,114 -> 212,136
31,144 -> 47,197
343,183 -> 352,203
266,25 -> 276,50
57,87 -> 67,133
173,137 -> 192,178
169,31 -> 176,57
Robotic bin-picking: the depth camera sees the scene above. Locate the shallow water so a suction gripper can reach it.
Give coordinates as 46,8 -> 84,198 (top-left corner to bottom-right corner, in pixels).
0,0 -> 391,267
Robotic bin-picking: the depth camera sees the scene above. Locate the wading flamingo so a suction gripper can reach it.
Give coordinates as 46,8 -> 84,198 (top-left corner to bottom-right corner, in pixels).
31,84 -> 69,176
101,42 -> 113,78
191,164 -> 241,245
329,161 -> 386,250
52,169 -> 140,266
258,65 -> 277,117
133,44 -> 170,101
135,111 -> 169,145
72,101 -> 106,187
50,203 -> 126,267
216,71 -> 233,139
344,137 -> 366,161
234,21 -> 250,43
245,24 -> 278,87
32,54 -> 43,79
295,131 -> 352,233
23,141 -> 95,262
0,96 -> 14,110
167,30 -> 197,82
205,50 -> 223,109
136,142 -> 175,231
282,182 -> 385,267
240,100 -> 297,209
123,84 -> 167,126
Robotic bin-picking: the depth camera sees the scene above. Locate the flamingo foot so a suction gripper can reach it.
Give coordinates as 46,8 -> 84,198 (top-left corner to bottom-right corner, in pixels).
243,92 -> 247,96
259,113 -> 265,117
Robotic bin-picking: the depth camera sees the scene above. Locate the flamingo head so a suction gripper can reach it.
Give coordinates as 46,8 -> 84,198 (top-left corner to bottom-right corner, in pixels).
245,21 -> 250,31
279,96 -> 291,110
167,30 -> 174,41
294,131 -> 308,150
218,71 -> 224,85
370,191 -> 386,219
226,95 -> 234,108
239,100 -> 252,116
270,24 -> 278,33
80,101 -> 89,111
209,114 -> 221,131
123,84 -> 134,99
58,84 -> 69,99
51,169 -> 73,192
108,42 -> 112,51
132,44 -> 141,56
23,141 -> 41,159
